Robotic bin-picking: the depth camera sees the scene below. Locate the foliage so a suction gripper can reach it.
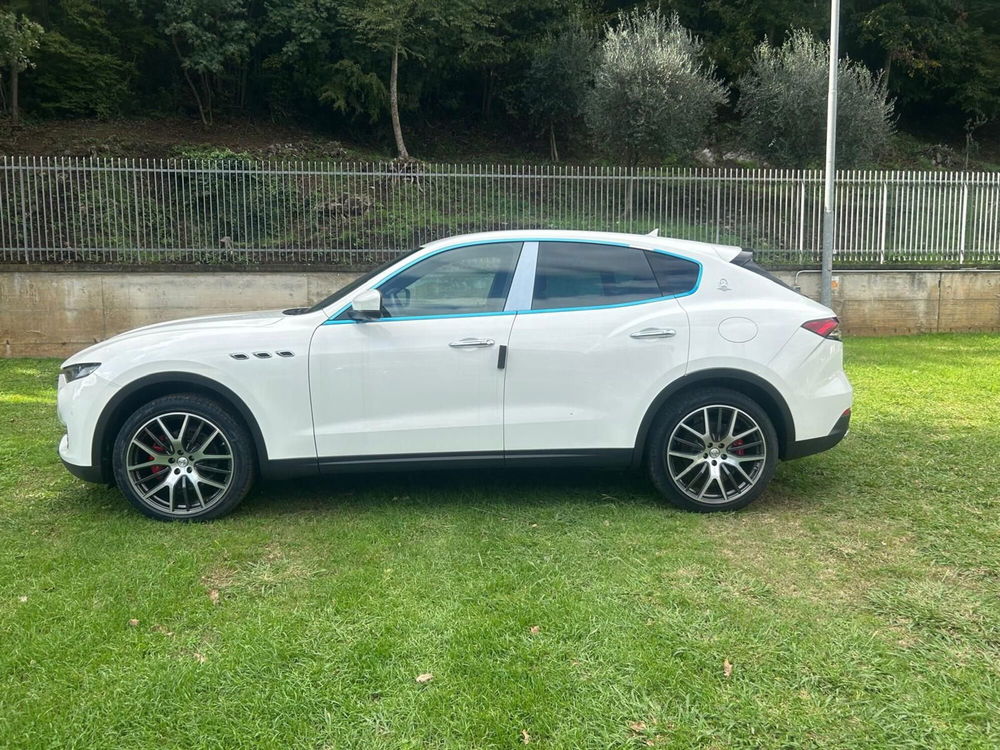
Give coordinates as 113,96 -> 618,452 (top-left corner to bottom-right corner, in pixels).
521,19 -> 596,161
2,333 -> 1000,745
0,9 -> 43,74
155,0 -> 255,125
737,29 -> 894,167
585,9 -> 727,165
0,0 -> 996,157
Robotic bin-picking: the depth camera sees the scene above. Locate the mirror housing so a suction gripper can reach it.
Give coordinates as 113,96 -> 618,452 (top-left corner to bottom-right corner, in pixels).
349,289 -> 382,320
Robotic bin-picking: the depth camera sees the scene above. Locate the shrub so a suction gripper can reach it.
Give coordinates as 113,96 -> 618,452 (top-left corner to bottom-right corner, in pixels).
737,29 -> 894,167
585,9 -> 726,166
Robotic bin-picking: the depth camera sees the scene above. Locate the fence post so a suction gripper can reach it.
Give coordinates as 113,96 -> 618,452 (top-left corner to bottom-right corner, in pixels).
20,157 -> 30,264
878,177 -> 888,265
957,176 -> 968,265
797,172 -> 806,265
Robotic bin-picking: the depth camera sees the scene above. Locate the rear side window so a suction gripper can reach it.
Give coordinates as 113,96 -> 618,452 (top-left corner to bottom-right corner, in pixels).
532,242 -> 661,310
644,251 -> 700,296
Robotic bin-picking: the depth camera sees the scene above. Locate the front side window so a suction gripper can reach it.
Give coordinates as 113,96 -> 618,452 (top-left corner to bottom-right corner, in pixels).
531,242 -> 661,311
376,242 -> 522,318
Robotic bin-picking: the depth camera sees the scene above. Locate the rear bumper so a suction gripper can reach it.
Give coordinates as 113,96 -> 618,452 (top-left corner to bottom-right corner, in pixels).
784,410 -> 850,460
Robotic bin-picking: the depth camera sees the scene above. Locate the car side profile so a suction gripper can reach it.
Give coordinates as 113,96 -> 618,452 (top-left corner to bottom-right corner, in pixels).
57,230 -> 852,520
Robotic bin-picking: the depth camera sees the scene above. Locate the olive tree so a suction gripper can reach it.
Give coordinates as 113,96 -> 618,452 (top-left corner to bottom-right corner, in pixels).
585,9 -> 726,166
0,10 -> 44,124
737,29 -> 894,167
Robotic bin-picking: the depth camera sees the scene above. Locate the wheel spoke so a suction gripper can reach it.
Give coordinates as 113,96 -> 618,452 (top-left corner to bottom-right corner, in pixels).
696,471 -> 713,500
127,458 -> 168,471
191,479 -> 206,507
141,477 -> 169,500
178,414 -> 190,450
195,429 -> 220,455
197,476 -> 227,490
156,418 -> 177,449
675,458 -> 706,481
668,450 -> 702,460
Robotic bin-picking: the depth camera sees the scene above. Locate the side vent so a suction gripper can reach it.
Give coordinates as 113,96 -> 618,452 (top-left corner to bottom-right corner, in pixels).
253,352 -> 272,359
229,353 -> 249,360
276,350 -> 295,358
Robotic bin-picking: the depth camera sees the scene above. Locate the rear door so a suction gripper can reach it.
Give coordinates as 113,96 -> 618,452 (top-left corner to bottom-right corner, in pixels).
503,241 -> 697,455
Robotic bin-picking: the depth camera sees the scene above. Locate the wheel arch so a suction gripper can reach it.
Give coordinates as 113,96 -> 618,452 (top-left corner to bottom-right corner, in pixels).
632,368 -> 796,468
91,372 -> 268,484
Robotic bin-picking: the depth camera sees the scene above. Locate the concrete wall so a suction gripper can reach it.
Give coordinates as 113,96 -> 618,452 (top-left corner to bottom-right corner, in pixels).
1,271 -> 357,357
775,270 -> 1000,336
2,268 -> 998,358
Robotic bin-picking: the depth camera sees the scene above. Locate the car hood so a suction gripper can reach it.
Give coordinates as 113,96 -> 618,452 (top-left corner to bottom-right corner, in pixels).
62,310 -> 287,367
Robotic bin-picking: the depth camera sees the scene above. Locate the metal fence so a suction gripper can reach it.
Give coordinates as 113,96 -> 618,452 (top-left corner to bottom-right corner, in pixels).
1,156 -> 998,266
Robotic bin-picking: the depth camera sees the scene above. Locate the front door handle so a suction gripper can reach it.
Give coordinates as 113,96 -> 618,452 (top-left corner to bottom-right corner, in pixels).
449,337 -> 496,348
630,328 -> 676,339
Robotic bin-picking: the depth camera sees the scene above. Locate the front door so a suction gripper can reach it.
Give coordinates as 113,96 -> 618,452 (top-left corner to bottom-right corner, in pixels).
309,241 -> 523,463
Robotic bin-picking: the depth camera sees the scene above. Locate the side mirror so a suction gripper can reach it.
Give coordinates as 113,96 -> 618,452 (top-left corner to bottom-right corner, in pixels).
349,289 -> 383,320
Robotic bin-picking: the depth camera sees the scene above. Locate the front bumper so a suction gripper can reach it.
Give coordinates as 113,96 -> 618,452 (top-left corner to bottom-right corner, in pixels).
784,410 -> 851,460
59,434 -> 104,483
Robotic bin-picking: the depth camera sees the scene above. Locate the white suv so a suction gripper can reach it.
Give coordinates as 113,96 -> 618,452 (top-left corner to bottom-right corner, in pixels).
57,230 -> 852,520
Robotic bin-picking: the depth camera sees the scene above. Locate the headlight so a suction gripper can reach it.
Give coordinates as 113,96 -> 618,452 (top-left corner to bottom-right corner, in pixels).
61,363 -> 101,383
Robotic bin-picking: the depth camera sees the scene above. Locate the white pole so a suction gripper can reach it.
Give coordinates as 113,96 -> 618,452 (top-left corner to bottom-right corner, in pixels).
821,0 -> 840,307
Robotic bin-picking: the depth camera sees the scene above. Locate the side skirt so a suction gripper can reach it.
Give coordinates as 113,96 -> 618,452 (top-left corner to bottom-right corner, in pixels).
262,449 -> 634,478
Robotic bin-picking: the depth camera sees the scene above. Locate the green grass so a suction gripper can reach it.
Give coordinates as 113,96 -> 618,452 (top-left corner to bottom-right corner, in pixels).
1,335 -> 999,748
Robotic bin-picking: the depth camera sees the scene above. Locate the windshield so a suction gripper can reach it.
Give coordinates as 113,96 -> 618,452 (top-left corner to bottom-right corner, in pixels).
303,247 -> 424,314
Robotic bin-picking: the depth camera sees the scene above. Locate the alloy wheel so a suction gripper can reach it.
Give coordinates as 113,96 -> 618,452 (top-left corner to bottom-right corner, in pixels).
666,404 -> 767,504
124,411 -> 234,516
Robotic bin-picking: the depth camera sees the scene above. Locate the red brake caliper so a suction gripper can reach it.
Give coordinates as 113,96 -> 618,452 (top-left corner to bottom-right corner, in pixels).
730,438 -> 745,456
149,443 -> 166,473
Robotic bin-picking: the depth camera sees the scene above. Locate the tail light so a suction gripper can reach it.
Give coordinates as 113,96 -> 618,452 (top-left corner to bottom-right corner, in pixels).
802,317 -> 841,340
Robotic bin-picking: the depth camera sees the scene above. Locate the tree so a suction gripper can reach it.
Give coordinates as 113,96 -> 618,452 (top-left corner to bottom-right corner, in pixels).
585,9 -> 727,166
522,19 -> 596,161
0,10 -> 44,124
156,0 -> 254,125
338,0 -> 493,159
737,29 -> 894,167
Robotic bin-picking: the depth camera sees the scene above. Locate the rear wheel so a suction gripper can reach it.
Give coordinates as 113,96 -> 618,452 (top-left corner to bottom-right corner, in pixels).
647,388 -> 778,512
112,393 -> 255,521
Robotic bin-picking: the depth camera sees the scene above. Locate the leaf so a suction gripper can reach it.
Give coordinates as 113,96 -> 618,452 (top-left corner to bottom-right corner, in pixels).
415,672 -> 433,684
520,729 -> 531,744
18,596 -> 27,603
208,589 -> 220,605
723,658 -> 733,678
194,652 -> 207,663
128,618 -> 140,627
529,625 -> 541,635
629,721 -> 647,733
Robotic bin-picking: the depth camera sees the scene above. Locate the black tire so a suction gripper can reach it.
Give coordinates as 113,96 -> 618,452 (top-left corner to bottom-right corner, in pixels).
646,387 -> 778,512
112,393 -> 256,521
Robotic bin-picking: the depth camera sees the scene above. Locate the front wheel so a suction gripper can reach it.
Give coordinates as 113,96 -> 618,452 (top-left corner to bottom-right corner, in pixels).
647,388 -> 778,512
112,393 -> 256,521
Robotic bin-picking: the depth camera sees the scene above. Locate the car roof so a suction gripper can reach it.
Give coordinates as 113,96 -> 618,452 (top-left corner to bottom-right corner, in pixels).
422,229 -> 742,263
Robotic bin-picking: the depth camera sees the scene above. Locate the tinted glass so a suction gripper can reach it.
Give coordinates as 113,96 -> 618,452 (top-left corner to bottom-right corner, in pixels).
644,251 -> 700,296
377,242 -> 522,318
532,242 -> 660,310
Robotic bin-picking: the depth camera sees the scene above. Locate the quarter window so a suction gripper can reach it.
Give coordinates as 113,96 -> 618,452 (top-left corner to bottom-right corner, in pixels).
644,251 -> 700,296
377,242 -> 522,318
531,242 -> 661,310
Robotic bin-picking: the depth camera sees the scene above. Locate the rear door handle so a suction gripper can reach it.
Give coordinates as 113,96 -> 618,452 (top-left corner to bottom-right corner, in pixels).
449,337 -> 495,348
630,328 -> 676,339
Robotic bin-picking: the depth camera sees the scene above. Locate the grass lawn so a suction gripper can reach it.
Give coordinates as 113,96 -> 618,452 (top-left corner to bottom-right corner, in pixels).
1,334 -> 998,748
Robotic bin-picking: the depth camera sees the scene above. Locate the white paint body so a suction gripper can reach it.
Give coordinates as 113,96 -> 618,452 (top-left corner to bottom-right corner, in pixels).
57,230 -> 852,475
